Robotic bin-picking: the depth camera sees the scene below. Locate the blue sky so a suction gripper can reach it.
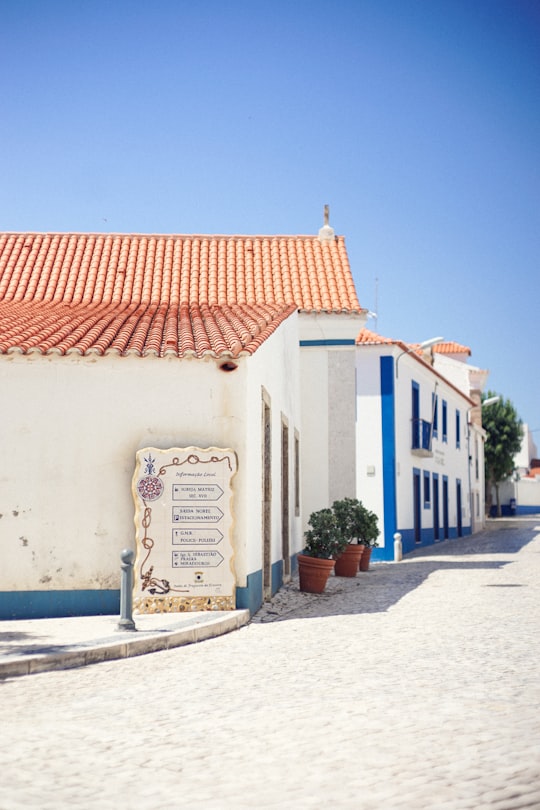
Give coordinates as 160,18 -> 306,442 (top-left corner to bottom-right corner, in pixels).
1,0 -> 539,432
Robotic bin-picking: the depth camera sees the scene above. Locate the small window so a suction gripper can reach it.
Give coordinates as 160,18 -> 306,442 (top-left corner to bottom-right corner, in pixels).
456,409 -> 461,448
442,400 -> 448,443
432,394 -> 438,438
423,470 -> 431,507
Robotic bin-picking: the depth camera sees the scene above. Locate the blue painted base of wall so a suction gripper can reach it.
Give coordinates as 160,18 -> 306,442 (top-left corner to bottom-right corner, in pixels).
490,504 -> 540,517
236,557 -> 298,615
3,558 -> 302,621
0,589 -> 120,620
372,525 -> 473,561
236,570 -> 263,615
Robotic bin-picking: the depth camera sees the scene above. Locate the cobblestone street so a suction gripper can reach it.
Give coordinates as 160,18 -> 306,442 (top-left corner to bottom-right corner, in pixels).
1,518 -> 539,809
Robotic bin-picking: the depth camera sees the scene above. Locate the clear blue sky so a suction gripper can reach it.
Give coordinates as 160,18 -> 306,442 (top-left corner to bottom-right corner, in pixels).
1,0 -> 539,432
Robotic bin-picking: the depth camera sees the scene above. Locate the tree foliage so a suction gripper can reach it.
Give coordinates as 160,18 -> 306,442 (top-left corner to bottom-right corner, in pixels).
482,391 -> 522,515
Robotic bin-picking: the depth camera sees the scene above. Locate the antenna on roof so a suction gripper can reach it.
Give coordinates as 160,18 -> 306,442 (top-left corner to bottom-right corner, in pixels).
318,204 -> 335,242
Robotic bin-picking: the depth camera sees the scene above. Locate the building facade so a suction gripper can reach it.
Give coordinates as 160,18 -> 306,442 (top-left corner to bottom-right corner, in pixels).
355,330 -> 481,559
0,227 -> 366,618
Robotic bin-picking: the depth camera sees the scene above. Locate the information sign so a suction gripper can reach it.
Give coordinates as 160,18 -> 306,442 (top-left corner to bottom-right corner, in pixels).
132,447 -> 237,613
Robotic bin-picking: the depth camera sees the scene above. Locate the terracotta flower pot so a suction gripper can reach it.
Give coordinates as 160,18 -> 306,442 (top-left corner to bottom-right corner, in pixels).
298,554 -> 335,593
334,543 -> 364,577
359,546 -> 372,571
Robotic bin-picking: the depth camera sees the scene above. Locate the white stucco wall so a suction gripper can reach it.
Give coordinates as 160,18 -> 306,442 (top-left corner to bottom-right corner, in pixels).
395,352 -> 472,533
242,312 -> 303,576
300,346 -> 330,524
355,349 -> 386,541
299,344 -> 357,528
0,311 -> 302,595
356,345 -> 476,553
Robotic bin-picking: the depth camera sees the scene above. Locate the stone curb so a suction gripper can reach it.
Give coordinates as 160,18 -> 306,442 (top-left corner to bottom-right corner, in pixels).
0,609 -> 250,680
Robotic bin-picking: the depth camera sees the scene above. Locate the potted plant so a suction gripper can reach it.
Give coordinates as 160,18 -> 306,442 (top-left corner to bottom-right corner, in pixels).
332,498 -> 380,575
298,508 -> 349,593
332,498 -> 366,577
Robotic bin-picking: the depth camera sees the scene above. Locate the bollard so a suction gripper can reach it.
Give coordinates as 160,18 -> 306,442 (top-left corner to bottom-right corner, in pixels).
393,532 -> 402,562
117,548 -> 137,632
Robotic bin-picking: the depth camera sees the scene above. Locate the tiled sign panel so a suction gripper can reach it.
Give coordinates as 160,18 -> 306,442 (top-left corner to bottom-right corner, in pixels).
132,447 -> 238,613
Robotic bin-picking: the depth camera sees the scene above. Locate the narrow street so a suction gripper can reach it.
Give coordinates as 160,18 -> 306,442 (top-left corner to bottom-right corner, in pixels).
1,519 -> 539,810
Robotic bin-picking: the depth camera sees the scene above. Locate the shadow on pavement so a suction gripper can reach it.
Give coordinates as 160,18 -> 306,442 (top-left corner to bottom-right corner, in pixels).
254,519 -> 540,622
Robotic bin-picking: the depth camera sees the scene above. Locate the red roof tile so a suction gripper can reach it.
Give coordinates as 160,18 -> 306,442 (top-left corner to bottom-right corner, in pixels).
433,341 -> 471,356
356,328 -> 475,405
356,327 -> 398,346
0,300 -> 296,358
356,330 -> 471,357
0,232 -> 360,357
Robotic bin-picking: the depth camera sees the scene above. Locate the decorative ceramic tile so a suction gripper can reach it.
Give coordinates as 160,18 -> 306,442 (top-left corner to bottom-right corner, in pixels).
132,447 -> 238,613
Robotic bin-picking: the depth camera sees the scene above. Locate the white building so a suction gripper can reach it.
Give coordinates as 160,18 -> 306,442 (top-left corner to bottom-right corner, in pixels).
0,225 -> 367,618
496,424 -> 540,516
355,330 -> 485,559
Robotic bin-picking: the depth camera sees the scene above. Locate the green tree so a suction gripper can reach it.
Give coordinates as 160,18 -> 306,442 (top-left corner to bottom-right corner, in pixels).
483,391 -> 523,517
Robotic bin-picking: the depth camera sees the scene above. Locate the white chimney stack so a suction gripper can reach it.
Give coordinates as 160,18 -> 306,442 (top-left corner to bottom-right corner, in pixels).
318,204 -> 335,241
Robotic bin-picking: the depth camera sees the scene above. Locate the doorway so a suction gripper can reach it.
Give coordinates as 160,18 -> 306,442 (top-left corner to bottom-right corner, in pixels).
456,479 -> 463,537
413,469 -> 421,543
262,390 -> 272,600
433,473 -> 440,541
442,476 -> 449,539
281,418 -> 290,579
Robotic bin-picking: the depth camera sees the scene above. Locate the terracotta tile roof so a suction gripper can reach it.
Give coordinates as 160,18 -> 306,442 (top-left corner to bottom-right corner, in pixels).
0,300 -> 296,358
433,341 -> 471,356
356,330 -> 471,358
356,328 -> 475,405
356,328 -> 409,351
356,327 -> 398,345
0,232 -> 360,357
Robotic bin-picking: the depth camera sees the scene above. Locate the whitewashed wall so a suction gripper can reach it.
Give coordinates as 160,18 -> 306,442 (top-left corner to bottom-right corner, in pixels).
241,312 -> 302,577
395,352 -> 472,533
355,348 -> 386,544
298,311 -> 366,531
356,344 -> 475,556
0,312 -> 302,598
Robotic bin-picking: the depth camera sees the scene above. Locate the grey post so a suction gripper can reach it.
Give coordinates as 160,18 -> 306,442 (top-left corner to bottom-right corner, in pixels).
117,548 -> 137,631
393,532 -> 403,562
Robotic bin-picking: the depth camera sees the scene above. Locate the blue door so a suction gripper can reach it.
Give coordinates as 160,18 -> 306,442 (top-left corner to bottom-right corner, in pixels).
433,473 -> 440,541
456,479 -> 462,537
443,476 -> 449,539
413,469 -> 421,544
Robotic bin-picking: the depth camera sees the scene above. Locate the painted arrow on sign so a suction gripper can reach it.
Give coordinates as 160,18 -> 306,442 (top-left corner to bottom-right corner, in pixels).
172,550 -> 225,568
172,506 -> 224,523
172,528 -> 224,546
172,484 -> 224,501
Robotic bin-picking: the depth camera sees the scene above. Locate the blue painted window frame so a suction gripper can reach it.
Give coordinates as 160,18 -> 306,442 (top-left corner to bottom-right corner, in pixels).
442,399 -> 448,443
423,470 -> 431,508
432,393 -> 438,439
456,409 -> 461,448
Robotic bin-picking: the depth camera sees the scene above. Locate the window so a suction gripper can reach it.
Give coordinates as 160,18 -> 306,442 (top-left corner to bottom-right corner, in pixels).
412,382 -> 420,450
423,470 -> 431,507
442,400 -> 448,443
456,409 -> 461,448
432,393 -> 438,438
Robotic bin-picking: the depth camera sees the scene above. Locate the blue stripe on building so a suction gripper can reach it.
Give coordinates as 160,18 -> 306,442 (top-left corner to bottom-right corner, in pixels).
376,355 -> 397,561
299,339 -> 356,346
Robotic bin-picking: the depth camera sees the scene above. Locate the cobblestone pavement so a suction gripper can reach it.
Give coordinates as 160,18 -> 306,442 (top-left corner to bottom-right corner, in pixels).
1,518 -> 539,810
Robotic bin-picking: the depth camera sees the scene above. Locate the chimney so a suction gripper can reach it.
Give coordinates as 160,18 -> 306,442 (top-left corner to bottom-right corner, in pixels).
318,204 -> 335,241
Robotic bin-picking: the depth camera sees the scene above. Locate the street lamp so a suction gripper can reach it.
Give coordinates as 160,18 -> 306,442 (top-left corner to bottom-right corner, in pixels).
482,396 -> 500,407
395,336 -> 444,378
